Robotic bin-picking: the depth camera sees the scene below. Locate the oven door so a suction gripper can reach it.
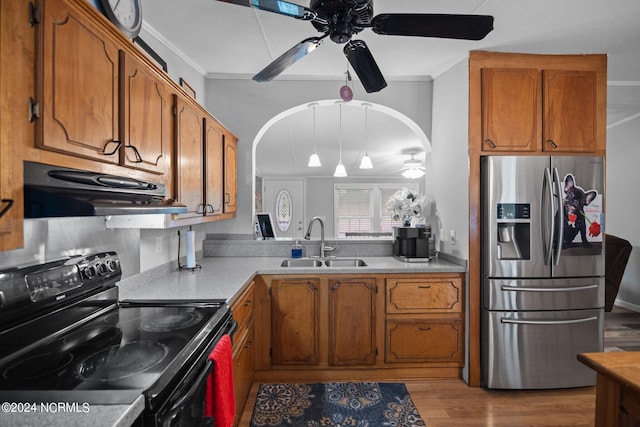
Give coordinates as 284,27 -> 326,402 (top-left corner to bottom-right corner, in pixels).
149,319 -> 238,427
157,357 -> 214,427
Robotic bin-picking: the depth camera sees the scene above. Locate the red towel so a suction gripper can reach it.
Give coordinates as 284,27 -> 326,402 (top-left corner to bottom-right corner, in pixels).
205,334 -> 235,426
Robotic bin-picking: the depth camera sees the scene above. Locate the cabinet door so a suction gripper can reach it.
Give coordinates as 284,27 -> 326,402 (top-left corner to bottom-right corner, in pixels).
0,134 -> 18,247
329,278 -> 376,366
174,95 -> 204,219
121,51 -> 171,175
543,70 -> 598,152
271,278 -> 320,365
39,0 -> 120,163
223,135 -> 237,214
204,119 -> 224,216
481,68 -> 540,152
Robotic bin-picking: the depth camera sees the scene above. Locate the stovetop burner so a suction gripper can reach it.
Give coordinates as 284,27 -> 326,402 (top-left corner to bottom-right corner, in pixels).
3,352 -> 74,382
77,341 -> 169,382
141,310 -> 204,332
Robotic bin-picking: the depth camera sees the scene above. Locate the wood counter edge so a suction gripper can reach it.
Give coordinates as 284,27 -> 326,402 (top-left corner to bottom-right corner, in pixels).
578,351 -> 640,395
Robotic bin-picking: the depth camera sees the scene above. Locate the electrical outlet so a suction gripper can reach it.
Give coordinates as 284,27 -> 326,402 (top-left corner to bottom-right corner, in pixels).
449,230 -> 456,245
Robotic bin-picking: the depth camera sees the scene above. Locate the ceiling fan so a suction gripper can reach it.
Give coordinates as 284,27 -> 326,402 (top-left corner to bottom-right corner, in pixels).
217,0 -> 494,93
400,151 -> 426,179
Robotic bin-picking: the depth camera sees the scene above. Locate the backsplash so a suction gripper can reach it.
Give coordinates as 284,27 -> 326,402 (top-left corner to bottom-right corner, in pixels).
203,234 -> 394,258
0,217 -> 141,277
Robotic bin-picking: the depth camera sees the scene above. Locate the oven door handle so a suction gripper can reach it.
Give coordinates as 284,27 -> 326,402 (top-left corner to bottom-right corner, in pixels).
162,360 -> 214,425
225,319 -> 239,340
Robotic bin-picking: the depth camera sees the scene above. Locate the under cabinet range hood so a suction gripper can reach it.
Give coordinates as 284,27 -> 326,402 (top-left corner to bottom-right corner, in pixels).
24,162 -> 187,218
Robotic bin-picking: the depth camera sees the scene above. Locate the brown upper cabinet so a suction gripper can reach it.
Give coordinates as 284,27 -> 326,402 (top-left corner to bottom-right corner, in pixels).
475,52 -> 606,155
173,93 -> 237,224
37,0 -> 170,175
223,134 -> 238,214
121,51 -> 172,174
173,95 -> 205,221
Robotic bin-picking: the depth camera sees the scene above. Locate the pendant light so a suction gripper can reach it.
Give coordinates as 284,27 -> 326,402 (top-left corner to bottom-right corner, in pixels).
334,102 -> 347,177
359,103 -> 373,169
307,103 -> 321,167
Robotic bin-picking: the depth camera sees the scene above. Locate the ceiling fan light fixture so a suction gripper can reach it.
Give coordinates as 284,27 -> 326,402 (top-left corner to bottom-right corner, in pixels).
402,167 -> 425,179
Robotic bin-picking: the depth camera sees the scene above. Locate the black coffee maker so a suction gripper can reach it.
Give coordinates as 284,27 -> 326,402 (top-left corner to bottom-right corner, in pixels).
392,225 -> 431,261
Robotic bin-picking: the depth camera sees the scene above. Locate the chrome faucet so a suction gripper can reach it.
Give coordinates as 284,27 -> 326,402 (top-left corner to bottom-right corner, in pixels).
304,216 -> 335,258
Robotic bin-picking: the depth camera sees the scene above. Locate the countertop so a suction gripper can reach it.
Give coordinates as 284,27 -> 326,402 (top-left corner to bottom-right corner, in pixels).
578,351 -> 640,394
6,255 -> 463,427
117,256 -> 466,303
0,396 -> 144,427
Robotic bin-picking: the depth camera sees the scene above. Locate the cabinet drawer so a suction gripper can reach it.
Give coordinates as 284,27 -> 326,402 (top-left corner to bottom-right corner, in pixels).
386,277 -> 462,314
232,282 -> 255,329
385,318 -> 463,363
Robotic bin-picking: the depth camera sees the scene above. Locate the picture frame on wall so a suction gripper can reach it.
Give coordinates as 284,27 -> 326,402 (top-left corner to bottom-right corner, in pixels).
180,78 -> 196,99
133,37 -> 168,72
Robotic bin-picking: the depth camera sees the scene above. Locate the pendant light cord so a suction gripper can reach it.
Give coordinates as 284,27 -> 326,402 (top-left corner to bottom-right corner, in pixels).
339,103 -> 342,162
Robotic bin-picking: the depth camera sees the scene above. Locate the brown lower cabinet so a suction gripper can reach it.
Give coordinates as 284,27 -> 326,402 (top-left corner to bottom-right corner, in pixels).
250,272 -> 464,384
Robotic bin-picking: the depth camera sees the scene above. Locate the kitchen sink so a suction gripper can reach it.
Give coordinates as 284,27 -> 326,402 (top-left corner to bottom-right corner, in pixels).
280,259 -> 324,267
324,259 -> 368,267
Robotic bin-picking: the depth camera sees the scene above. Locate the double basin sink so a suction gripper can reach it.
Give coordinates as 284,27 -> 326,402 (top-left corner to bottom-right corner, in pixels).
280,258 -> 368,268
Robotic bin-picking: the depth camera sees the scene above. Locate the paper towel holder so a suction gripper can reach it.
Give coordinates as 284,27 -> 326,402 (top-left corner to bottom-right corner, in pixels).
177,228 -> 201,272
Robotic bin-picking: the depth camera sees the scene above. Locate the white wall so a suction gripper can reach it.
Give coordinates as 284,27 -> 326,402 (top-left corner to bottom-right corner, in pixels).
605,115 -> 640,309
427,59 -> 470,259
202,78 -> 433,237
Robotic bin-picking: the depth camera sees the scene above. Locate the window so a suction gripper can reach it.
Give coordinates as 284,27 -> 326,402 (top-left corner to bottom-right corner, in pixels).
334,183 -> 419,238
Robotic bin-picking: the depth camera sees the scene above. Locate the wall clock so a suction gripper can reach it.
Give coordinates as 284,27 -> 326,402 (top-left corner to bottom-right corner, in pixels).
99,0 -> 142,39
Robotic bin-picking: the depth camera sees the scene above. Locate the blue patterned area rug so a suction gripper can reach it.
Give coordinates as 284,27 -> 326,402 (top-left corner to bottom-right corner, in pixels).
249,382 -> 426,427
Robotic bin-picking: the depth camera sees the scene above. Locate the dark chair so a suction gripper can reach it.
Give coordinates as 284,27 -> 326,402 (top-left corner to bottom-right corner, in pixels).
604,234 -> 633,312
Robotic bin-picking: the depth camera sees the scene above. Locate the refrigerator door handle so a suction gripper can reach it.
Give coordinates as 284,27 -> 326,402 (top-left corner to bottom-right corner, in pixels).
541,167 -> 554,265
500,284 -> 599,293
553,167 -> 564,266
501,316 -> 599,326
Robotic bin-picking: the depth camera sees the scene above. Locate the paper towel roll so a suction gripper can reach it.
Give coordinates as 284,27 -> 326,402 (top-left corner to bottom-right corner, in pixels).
186,228 -> 196,269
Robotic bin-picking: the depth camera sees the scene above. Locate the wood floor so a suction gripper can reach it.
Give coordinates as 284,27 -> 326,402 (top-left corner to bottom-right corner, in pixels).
237,306 -> 640,427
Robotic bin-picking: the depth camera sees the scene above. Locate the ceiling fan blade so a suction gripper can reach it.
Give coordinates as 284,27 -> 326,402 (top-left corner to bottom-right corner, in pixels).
216,0 -> 313,20
343,40 -> 387,93
371,13 -> 494,40
253,37 -> 323,82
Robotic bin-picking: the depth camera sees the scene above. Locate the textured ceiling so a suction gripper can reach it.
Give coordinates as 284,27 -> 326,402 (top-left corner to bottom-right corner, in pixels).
140,0 -> 640,177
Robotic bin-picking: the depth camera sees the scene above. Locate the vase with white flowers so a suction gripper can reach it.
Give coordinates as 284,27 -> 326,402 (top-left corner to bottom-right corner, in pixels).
386,188 -> 426,226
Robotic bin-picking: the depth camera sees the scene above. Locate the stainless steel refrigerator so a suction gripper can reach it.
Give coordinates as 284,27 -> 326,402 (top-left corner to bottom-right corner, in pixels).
481,156 -> 605,389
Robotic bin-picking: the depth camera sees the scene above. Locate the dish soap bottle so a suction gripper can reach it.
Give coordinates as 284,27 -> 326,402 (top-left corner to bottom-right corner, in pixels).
291,240 -> 303,259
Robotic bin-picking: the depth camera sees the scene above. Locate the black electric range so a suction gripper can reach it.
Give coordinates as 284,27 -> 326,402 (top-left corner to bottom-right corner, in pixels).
0,252 -> 235,425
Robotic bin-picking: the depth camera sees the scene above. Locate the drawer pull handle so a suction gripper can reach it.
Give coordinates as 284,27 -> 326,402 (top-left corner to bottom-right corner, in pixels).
485,138 -> 496,148
243,300 -> 252,307
419,326 -> 431,331
244,341 -> 252,349
418,285 -> 431,289
546,139 -> 558,149
102,140 -> 122,156
0,199 -> 14,218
